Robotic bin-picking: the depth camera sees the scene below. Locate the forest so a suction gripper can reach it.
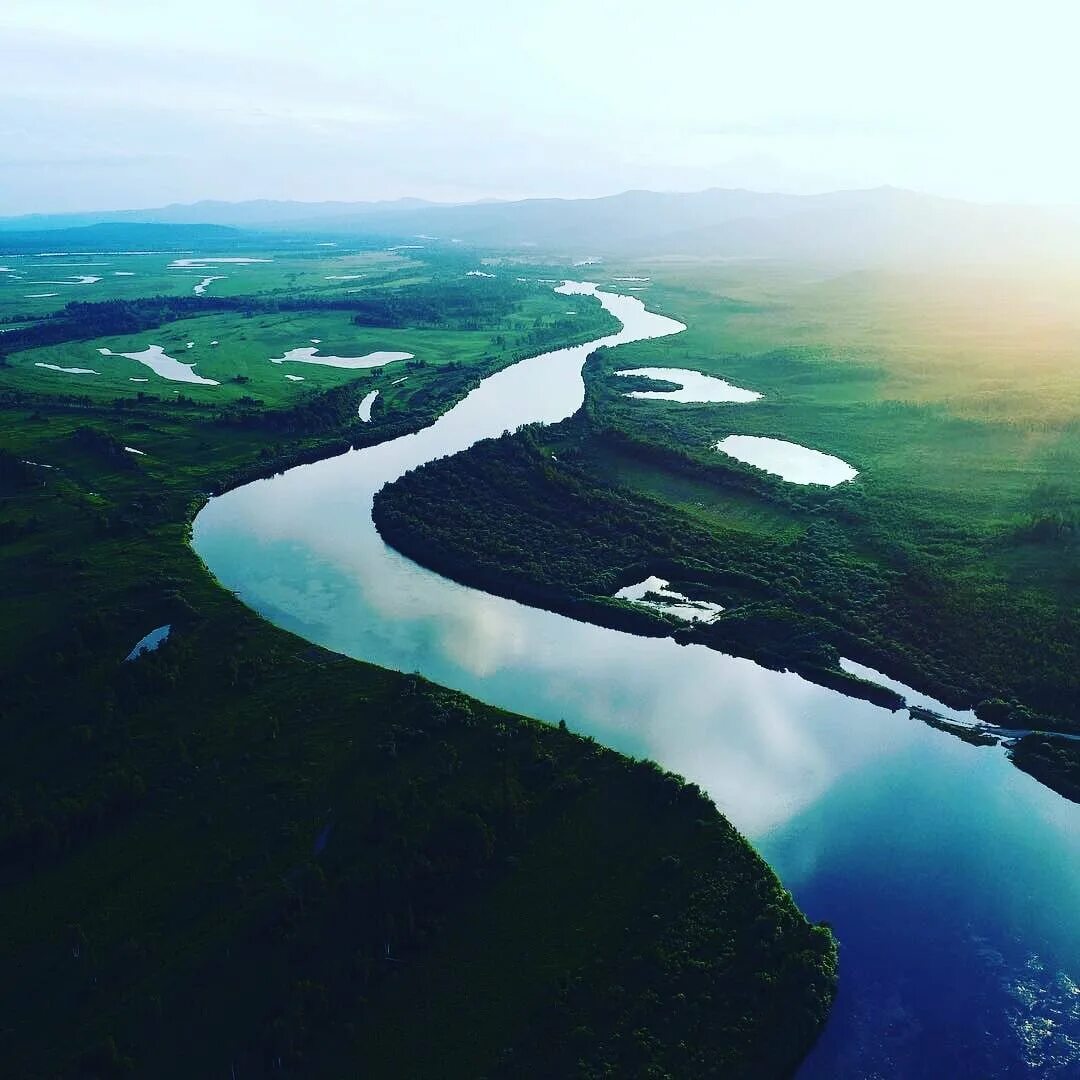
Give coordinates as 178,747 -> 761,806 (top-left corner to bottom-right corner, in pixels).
0,272 -> 837,1076
375,411 -> 1078,738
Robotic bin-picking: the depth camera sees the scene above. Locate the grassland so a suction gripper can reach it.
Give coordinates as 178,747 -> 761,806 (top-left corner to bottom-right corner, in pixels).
3,291 -> 603,415
374,259 -> 1079,757
0,251 -> 837,1077
600,261 -> 1080,603
0,249 -> 423,321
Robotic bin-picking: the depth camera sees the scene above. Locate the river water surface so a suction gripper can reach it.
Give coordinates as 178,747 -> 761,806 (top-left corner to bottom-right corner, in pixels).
193,284 -> 1079,1077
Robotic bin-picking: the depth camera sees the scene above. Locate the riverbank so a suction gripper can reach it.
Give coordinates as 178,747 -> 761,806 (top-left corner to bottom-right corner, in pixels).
0,311 -> 836,1073
189,280 -> 1080,1075
373,421 -> 1080,799
582,271 -> 1079,735
1009,734 -> 1080,803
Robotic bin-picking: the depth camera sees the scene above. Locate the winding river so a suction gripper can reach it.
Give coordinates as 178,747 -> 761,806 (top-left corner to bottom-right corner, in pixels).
193,284 -> 1080,1077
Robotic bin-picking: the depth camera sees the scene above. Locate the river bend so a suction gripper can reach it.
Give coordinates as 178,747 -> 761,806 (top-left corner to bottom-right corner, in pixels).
193,284 -> 1080,1077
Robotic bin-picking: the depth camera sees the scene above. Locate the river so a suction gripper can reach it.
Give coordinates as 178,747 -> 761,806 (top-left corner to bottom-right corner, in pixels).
192,283 -> 1079,1077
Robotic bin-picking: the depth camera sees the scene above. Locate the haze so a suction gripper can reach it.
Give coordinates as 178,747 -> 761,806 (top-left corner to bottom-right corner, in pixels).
2,0 -> 1078,213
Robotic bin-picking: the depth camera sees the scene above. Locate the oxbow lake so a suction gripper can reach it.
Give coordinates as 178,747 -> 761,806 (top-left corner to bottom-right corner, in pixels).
193,283 -> 1080,1077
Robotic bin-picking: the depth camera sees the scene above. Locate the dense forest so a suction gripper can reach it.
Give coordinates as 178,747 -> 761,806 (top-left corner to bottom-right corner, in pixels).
373,412 -> 1078,744
1009,735 -> 1080,803
0,276 -> 837,1076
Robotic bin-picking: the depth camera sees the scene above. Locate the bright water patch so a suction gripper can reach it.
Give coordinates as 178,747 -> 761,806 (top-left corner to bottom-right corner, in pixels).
614,576 -> 724,621
124,625 -> 171,662
169,257 -> 270,268
716,435 -> 857,486
30,275 -> 101,285
193,276 -> 224,296
97,346 -> 219,385
616,366 -> 761,403
840,657 -> 978,724
35,363 -> 98,375
193,283 -> 1078,1077
357,389 -> 379,422
269,347 -> 413,370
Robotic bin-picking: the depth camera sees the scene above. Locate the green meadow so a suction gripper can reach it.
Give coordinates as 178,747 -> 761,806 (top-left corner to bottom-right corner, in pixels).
5,289 -> 605,412
0,249 -> 422,321
600,262 -> 1080,591
374,258 -> 1079,742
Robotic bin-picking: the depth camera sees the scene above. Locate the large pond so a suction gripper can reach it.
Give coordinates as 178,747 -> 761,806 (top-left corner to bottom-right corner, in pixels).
615,365 -> 761,403
716,434 -> 858,486
192,284 -> 1079,1077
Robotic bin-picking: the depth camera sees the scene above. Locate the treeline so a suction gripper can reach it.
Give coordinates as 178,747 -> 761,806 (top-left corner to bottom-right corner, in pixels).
1009,735 -> 1080,803
215,382 -> 376,437
0,279 -> 838,1074
373,428 -> 900,705
0,418 -> 837,1074
0,295 -> 242,356
350,278 -> 524,328
0,278 -> 532,362
495,793 -> 837,1079
373,423 -> 1078,734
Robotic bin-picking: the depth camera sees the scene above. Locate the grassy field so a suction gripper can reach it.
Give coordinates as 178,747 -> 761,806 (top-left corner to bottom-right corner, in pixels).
590,261 -> 1080,590
0,251 -> 837,1076
3,290 -> 605,413
372,258 -> 1079,743
0,248 -> 426,321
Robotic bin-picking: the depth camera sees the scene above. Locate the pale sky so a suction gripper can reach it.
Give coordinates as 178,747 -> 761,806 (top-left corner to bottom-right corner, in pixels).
1,1 -> 1078,214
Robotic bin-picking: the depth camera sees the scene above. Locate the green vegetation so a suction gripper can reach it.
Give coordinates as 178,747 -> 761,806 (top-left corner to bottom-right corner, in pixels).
908,706 -> 1001,747
598,265 -> 1079,719
1,278 -> 616,413
374,262 -> 1079,759
374,424 -> 907,712
0,247 -> 419,321
1009,735 -> 1080,803
0,253 -> 836,1077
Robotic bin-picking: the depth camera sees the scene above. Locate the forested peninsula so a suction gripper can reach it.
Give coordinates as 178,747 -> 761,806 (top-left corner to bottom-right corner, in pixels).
0,280 -> 836,1077
373,346 -> 1079,799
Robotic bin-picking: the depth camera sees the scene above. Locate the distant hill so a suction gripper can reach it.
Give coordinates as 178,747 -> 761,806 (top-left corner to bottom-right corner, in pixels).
0,198 -> 440,232
0,221 -> 251,254
3,188 -> 1077,265
318,186 -> 1079,265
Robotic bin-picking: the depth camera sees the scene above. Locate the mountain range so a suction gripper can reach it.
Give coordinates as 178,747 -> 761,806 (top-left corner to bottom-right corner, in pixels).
2,188 -> 1077,266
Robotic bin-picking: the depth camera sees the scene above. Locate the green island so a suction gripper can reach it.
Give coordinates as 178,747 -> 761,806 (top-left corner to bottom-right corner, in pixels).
0,247 -> 836,1077
373,261 -> 1080,798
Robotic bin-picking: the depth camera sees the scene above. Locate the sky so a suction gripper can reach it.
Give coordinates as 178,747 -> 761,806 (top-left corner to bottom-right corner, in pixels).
1,1 -> 1078,214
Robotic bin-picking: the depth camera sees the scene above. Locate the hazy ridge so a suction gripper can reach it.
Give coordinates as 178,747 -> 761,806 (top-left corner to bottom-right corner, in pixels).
3,187 -> 1077,266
